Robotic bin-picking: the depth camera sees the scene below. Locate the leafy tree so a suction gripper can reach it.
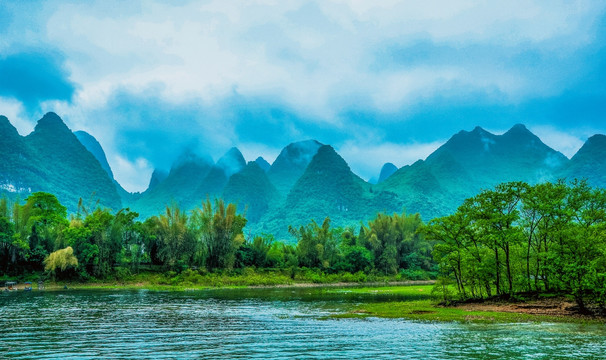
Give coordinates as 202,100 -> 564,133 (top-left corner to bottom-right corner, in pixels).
290,217 -> 338,269
191,199 -> 246,270
361,212 -> 428,275
236,234 -> 274,268
340,246 -> 373,273
44,246 -> 78,279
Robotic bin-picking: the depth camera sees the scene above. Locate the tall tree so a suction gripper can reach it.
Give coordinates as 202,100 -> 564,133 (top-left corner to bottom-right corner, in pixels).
191,199 -> 246,270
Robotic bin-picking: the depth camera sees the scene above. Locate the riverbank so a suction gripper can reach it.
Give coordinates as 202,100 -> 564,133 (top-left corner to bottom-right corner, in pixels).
2,269 -> 433,291
326,285 -> 606,324
4,275 -> 603,324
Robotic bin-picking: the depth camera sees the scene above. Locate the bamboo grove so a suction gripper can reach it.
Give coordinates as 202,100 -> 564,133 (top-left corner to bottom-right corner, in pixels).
426,180 -> 606,312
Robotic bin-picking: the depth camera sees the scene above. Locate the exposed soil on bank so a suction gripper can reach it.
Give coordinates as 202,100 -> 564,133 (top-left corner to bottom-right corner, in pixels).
455,297 -> 603,320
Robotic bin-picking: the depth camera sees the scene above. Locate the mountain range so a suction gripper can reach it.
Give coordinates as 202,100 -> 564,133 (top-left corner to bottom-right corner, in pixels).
1,112 -> 605,240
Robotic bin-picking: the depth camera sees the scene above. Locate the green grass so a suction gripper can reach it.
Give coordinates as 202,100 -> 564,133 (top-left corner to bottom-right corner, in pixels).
326,285 -> 436,298
324,285 -> 601,324
332,300 -> 575,323
40,268 -> 431,291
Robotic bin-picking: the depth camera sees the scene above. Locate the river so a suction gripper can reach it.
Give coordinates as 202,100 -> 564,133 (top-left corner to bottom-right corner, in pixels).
1,288 -> 605,359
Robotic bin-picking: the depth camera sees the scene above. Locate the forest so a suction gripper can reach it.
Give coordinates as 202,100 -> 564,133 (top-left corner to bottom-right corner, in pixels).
0,193 -> 433,282
1,179 -> 605,313
427,180 -> 606,313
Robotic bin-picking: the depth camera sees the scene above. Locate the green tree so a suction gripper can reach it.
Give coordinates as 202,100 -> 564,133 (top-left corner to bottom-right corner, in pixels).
290,217 -> 338,269
191,199 -> 246,270
155,204 -> 196,270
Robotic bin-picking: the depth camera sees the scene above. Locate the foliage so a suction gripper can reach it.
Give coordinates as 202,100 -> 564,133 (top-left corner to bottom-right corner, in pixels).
0,192 -> 436,283
44,246 -> 78,272
428,180 -> 606,313
191,199 -> 246,270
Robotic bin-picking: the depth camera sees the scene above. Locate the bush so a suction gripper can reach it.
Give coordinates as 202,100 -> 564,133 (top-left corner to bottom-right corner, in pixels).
400,269 -> 431,281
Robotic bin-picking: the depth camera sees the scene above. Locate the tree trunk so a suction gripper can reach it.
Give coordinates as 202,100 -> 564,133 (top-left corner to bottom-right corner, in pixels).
495,248 -> 501,295
505,244 -> 513,296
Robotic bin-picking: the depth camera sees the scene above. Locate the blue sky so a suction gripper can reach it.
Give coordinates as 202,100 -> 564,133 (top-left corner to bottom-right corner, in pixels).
1,0 -> 606,191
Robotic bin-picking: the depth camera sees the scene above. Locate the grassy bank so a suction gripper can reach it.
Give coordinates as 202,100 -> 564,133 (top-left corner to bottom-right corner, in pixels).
5,272 -> 601,324
6,268 -> 431,291
326,285 -> 604,324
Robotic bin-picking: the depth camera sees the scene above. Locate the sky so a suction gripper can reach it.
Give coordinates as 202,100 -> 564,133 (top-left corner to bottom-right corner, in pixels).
1,0 -> 606,192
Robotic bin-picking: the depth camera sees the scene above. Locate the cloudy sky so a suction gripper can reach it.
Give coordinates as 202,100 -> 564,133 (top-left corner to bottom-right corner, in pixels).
1,1 -> 605,191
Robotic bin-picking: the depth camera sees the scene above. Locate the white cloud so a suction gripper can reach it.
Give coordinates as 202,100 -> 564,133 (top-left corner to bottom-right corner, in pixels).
530,125 -> 593,159
111,155 -> 153,193
33,0 -> 604,121
0,97 -> 34,135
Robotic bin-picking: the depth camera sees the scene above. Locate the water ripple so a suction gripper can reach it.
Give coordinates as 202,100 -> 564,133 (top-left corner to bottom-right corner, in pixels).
1,290 -> 605,359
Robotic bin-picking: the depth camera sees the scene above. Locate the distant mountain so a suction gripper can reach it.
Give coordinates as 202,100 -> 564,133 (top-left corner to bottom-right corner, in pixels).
5,113 -> 606,241
267,140 -> 322,195
74,130 -> 134,205
146,169 -> 168,192
254,156 -> 271,172
562,134 -> 606,188
74,131 -> 113,179
192,147 -> 246,204
132,147 -> 246,217
132,149 -> 213,217
217,147 -> 246,177
262,145 -> 400,239
378,124 -> 569,220
378,162 -> 398,183
223,161 -> 281,223
0,112 -> 121,211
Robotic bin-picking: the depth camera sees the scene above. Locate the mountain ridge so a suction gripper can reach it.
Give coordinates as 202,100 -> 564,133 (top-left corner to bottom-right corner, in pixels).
2,113 -> 605,241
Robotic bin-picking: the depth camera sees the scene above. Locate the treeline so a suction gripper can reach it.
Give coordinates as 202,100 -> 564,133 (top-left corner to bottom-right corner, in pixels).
426,180 -> 606,312
0,192 -> 434,280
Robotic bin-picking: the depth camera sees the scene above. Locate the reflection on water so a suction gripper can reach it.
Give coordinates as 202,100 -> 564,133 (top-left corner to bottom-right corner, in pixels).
1,288 -> 605,359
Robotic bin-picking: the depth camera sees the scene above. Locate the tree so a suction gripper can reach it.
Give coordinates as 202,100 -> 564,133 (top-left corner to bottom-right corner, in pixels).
290,217 -> 337,269
17,192 -> 69,269
191,199 -> 246,270
360,212 -> 428,275
44,246 -> 78,278
155,204 -> 196,270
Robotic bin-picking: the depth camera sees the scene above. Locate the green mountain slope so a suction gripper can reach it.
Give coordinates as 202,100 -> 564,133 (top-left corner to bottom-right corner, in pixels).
378,124 -> 570,219
262,145 -> 401,240
132,150 -> 213,217
267,140 -> 322,195
74,131 -> 114,179
73,130 -> 135,205
223,161 -> 281,223
0,115 -> 44,195
562,134 -> 606,187
0,112 -> 122,211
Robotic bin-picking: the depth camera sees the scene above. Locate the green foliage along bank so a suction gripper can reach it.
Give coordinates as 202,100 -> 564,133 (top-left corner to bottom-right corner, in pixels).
426,180 -> 606,314
0,192 -> 435,283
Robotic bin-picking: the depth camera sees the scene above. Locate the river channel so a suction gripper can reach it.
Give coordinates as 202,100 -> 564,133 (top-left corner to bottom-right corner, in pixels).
1,287 -> 605,359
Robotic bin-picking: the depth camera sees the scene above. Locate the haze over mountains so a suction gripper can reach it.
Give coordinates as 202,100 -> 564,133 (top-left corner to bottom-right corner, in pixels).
1,112 -> 605,239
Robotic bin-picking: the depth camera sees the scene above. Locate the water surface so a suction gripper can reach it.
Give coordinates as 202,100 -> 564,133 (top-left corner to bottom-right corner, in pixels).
1,288 -> 605,359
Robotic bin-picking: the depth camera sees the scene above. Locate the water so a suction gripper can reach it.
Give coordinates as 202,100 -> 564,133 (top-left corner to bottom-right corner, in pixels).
1,288 -> 605,359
